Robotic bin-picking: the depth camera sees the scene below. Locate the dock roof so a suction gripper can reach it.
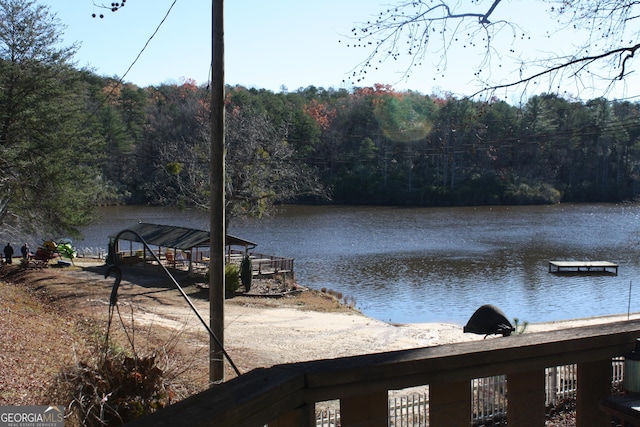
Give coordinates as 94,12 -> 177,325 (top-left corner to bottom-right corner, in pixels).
111,223 -> 257,251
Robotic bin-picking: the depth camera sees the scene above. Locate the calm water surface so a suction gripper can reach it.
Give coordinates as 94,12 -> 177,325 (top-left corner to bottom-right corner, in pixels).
79,204 -> 640,325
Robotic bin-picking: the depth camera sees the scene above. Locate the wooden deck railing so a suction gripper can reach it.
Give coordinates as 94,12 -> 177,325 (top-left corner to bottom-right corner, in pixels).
124,319 -> 640,427
226,250 -> 295,277
250,252 -> 294,276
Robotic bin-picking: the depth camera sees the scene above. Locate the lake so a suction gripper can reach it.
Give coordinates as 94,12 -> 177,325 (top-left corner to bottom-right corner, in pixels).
78,203 -> 640,326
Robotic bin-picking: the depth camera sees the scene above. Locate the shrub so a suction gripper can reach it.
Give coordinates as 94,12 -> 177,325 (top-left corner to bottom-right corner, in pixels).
513,318 -> 529,334
240,255 -> 252,292
503,182 -> 561,204
225,263 -> 240,294
61,352 -> 172,426
203,264 -> 240,295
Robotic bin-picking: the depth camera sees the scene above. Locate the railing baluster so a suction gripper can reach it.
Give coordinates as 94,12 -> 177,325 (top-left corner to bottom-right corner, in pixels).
507,369 -> 546,427
576,359 -> 612,427
273,404 -> 315,427
410,394 -> 415,426
340,391 -> 387,427
548,366 -> 557,405
430,380 -> 471,426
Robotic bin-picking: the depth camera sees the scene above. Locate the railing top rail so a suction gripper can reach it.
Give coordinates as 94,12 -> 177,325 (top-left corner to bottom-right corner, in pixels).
300,319 -> 640,398
125,319 -> 640,427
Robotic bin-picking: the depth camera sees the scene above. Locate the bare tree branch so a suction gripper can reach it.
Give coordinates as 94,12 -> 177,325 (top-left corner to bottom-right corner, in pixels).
346,1 -> 519,87
480,0 -> 503,24
348,0 -> 640,98
473,42 -> 640,97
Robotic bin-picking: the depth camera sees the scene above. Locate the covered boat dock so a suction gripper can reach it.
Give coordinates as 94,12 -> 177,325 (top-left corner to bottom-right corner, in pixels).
110,223 -> 294,277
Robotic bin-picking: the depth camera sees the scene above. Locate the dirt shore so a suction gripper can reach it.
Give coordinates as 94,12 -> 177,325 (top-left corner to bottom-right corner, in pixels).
1,258 -> 639,408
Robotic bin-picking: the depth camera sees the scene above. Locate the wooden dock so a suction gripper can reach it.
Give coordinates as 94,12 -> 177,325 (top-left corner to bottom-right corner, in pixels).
549,260 -> 618,275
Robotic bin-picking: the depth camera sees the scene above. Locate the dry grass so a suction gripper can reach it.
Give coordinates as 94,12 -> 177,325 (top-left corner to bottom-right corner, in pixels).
0,274 -> 93,407
0,261 -> 352,425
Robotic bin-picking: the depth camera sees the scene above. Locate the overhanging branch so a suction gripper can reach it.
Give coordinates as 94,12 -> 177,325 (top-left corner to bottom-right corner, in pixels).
472,42 -> 640,97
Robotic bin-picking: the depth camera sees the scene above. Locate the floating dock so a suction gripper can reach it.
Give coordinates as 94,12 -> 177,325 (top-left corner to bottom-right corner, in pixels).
548,260 -> 618,275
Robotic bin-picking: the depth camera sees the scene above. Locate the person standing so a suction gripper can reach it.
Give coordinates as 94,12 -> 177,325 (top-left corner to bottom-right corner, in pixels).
21,243 -> 29,260
4,242 -> 14,264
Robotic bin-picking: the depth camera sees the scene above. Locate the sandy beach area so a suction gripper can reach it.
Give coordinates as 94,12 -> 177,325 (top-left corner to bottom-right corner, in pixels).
3,258 -> 640,383
57,259 -> 640,372
221,301 -> 640,368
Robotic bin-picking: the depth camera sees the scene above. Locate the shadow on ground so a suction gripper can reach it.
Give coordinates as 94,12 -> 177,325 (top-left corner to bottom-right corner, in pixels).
81,262 -> 211,302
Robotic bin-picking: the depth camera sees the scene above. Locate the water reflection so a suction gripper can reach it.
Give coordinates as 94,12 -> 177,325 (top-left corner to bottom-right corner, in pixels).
80,204 -> 640,325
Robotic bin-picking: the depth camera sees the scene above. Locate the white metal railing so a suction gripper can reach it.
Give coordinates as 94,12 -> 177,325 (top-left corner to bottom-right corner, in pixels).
316,408 -> 339,427
76,246 -> 107,258
388,392 -> 429,427
472,375 -> 507,423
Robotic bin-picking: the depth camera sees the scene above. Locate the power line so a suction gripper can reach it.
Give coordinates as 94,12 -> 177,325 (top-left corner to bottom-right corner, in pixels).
116,0 -> 178,85
67,1 -> 180,143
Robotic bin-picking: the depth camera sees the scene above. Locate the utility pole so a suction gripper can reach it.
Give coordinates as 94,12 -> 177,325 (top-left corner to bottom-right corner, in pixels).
209,0 -> 225,385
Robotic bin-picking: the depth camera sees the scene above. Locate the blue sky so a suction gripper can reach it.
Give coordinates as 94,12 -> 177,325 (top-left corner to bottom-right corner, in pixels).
45,1 -> 393,90
41,1 -> 640,100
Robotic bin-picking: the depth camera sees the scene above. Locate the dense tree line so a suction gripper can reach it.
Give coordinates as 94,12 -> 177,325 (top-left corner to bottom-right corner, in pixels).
93,81 -> 640,209
2,0 -> 640,240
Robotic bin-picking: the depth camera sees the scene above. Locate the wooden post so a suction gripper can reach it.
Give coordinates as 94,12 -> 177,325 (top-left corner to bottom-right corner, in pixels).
209,0 -> 226,385
270,404 -> 315,427
340,391 -> 388,427
576,359 -> 612,427
430,381 -> 471,426
507,369 -> 545,427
